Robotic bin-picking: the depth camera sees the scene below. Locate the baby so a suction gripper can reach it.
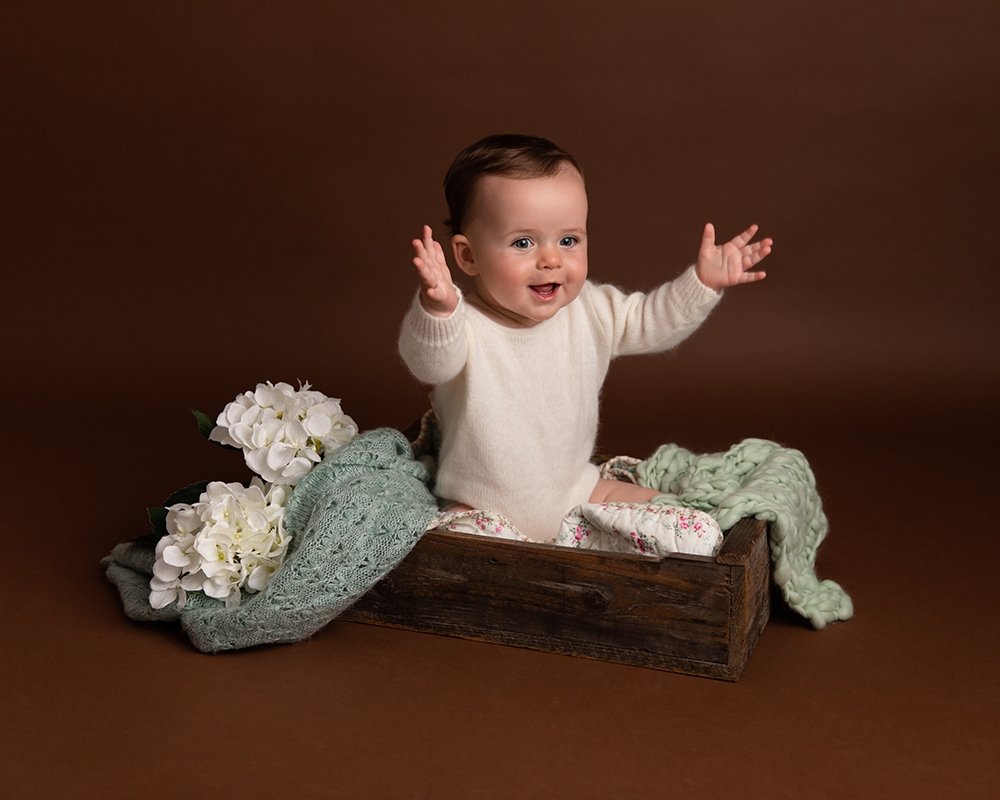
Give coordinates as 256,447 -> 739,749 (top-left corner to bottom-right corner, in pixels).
399,134 -> 772,542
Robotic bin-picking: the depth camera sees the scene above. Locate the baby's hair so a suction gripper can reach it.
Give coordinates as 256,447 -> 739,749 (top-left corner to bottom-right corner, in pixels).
443,134 -> 582,236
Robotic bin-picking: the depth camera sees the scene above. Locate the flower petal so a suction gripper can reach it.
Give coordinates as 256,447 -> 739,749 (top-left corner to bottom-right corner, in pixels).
162,545 -> 192,568
303,412 -> 332,437
152,559 -> 182,582
247,565 -> 271,591
149,588 -> 177,609
266,442 -> 297,471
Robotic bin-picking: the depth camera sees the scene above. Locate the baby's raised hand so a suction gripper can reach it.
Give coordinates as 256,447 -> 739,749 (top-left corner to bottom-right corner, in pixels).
695,223 -> 773,292
412,224 -> 459,317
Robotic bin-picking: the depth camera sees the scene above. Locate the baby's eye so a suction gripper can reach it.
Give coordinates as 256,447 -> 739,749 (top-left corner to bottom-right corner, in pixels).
559,236 -> 579,247
511,238 -> 532,250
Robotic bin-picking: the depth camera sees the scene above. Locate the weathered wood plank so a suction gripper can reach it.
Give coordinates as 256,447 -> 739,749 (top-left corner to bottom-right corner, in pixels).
342,517 -> 771,680
722,518 -> 772,677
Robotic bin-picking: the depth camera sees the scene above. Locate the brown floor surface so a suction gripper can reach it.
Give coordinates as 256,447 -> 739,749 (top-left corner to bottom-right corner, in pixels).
4,1 -> 999,798
6,420 -> 998,798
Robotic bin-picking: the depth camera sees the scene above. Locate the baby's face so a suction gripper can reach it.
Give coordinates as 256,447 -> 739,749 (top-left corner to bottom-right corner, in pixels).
453,164 -> 588,327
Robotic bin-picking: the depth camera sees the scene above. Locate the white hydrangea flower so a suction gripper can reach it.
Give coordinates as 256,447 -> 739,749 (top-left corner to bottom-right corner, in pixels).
209,381 -> 358,485
148,479 -> 291,610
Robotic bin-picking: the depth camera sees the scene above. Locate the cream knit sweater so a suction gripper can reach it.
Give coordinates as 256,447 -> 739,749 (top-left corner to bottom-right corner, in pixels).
399,266 -> 721,540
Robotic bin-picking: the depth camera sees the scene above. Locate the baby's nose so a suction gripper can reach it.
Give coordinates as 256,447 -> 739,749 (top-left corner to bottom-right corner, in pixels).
537,244 -> 561,269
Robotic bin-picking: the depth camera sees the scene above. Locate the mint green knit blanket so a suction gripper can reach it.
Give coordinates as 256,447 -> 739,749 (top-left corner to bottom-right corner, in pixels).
103,428 -> 440,653
105,429 -> 850,652
637,438 -> 853,629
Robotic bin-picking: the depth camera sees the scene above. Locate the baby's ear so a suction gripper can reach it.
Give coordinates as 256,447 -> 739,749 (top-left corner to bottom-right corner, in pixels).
451,235 -> 477,276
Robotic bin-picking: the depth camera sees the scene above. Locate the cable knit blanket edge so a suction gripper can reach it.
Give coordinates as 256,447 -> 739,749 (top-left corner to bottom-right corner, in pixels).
637,438 -> 853,629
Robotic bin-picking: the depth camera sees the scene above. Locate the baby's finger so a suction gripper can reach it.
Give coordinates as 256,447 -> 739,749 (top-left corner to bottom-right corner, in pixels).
422,228 -> 444,267
413,247 -> 436,280
414,227 -> 431,258
416,238 -> 444,275
743,244 -> 772,268
423,224 -> 438,252
425,240 -> 443,269
413,256 -> 437,286
700,222 -> 716,249
731,224 -> 759,248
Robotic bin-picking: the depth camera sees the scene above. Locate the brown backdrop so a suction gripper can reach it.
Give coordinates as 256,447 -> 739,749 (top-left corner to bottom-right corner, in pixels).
4,1 -> 998,798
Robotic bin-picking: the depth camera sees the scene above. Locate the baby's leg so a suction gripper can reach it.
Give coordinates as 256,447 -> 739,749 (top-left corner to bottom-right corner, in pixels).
589,478 -> 659,505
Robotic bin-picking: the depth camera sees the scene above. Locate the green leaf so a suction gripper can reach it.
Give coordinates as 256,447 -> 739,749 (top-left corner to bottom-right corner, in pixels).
163,480 -> 211,508
147,506 -> 168,538
193,409 -> 237,450
147,480 -> 212,538
192,409 -> 216,439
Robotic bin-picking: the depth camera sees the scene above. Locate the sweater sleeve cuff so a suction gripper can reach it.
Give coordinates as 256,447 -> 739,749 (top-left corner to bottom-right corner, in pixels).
405,287 -> 466,346
676,264 -> 723,307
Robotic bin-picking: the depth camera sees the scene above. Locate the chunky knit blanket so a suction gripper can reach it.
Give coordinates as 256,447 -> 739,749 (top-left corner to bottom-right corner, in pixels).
103,428 -> 439,653
636,438 -> 853,629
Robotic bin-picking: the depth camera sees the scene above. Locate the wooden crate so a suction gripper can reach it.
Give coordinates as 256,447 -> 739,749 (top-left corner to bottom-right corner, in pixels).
341,516 -> 770,681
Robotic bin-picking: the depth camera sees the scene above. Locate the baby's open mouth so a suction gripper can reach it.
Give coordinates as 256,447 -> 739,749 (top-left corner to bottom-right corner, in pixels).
529,283 -> 560,299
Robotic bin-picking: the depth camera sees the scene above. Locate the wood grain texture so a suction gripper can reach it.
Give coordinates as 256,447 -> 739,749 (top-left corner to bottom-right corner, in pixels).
342,518 -> 771,680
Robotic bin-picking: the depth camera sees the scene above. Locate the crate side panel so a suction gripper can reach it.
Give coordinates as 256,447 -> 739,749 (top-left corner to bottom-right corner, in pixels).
345,533 -> 734,666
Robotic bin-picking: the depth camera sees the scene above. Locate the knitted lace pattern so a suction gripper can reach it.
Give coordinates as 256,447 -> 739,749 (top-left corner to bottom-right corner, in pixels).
103,428 -> 439,653
636,438 -> 853,629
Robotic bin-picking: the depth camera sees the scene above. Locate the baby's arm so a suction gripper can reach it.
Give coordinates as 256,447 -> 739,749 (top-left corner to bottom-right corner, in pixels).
412,224 -> 460,317
695,223 -> 773,292
589,223 -> 772,357
399,225 -> 468,385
